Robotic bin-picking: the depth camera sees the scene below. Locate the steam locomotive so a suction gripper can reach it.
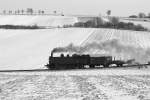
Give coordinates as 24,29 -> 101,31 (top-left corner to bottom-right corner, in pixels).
45,51 -> 126,70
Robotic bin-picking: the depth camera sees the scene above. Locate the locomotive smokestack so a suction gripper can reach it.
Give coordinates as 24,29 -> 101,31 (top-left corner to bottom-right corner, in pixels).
51,51 -> 53,57
114,57 -> 116,61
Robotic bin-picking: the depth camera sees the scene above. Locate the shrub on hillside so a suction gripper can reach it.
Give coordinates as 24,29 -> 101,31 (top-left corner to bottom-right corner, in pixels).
72,17 -> 148,31
0,24 -> 41,29
129,15 -> 138,18
110,17 -> 119,27
73,22 -> 85,27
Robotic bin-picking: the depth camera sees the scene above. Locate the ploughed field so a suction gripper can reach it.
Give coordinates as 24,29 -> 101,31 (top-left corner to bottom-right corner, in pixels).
0,69 -> 150,100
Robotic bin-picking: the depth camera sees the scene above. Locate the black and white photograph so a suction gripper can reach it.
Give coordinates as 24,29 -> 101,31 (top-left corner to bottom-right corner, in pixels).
0,0 -> 150,99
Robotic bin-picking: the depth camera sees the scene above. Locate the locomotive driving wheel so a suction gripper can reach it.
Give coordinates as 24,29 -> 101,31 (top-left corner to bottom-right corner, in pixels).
90,65 -> 95,68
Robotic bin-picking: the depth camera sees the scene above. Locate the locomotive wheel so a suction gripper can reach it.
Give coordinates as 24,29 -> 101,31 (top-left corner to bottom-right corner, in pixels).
48,64 -> 56,70
117,64 -> 123,67
103,64 -> 109,68
90,65 -> 95,68
80,65 -> 84,69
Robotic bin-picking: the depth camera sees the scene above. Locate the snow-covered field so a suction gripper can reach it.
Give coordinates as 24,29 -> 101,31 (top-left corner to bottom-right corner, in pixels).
0,15 -> 150,100
0,69 -> 150,100
0,28 -> 93,70
1,15 -> 150,30
0,15 -> 78,27
1,28 -> 150,70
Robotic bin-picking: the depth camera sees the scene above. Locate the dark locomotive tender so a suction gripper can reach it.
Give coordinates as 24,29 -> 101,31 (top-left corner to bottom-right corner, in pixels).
46,51 -> 125,70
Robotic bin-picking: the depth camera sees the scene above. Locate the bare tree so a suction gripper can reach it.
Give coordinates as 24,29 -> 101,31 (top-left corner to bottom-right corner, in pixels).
9,10 -> 12,14
41,10 -> 44,14
15,11 -> 17,15
107,10 -> 111,16
3,10 -> 6,14
27,8 -> 33,15
21,9 -> 24,15
148,13 -> 150,18
138,12 -> 146,18
94,17 -> 104,27
17,10 -> 20,15
38,10 -> 41,15
53,11 -> 57,15
110,17 -> 119,28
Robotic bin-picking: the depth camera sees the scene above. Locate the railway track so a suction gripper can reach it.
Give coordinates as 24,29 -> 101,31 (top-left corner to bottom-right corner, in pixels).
0,64 -> 149,72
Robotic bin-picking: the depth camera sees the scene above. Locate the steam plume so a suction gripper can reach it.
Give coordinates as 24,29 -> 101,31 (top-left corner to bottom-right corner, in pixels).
52,39 -> 150,63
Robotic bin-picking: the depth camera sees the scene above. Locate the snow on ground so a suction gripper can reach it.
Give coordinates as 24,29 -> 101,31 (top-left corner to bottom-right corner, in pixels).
1,28 -> 150,70
0,69 -> 150,100
0,28 -> 92,70
81,28 -> 150,61
81,28 -> 150,49
0,15 -> 78,27
0,15 -> 150,100
0,15 -> 150,30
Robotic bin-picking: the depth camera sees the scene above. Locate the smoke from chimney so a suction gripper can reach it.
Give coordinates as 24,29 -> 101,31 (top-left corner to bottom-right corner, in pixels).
51,39 -> 150,63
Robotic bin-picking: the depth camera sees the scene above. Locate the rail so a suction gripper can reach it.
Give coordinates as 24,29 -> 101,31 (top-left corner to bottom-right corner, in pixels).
0,63 -> 149,72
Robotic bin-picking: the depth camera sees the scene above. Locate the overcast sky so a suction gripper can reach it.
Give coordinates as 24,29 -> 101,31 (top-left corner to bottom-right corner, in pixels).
0,0 -> 149,16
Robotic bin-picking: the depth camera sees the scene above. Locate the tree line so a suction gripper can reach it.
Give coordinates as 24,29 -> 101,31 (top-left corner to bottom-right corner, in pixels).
129,12 -> 150,18
0,24 -> 41,29
63,17 -> 148,31
2,8 -> 45,15
2,9 -> 64,16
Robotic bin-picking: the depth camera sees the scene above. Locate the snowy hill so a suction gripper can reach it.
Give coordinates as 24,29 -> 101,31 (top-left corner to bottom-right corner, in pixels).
0,15 -> 78,27
0,28 -> 92,70
0,28 -> 150,70
0,15 -> 149,30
